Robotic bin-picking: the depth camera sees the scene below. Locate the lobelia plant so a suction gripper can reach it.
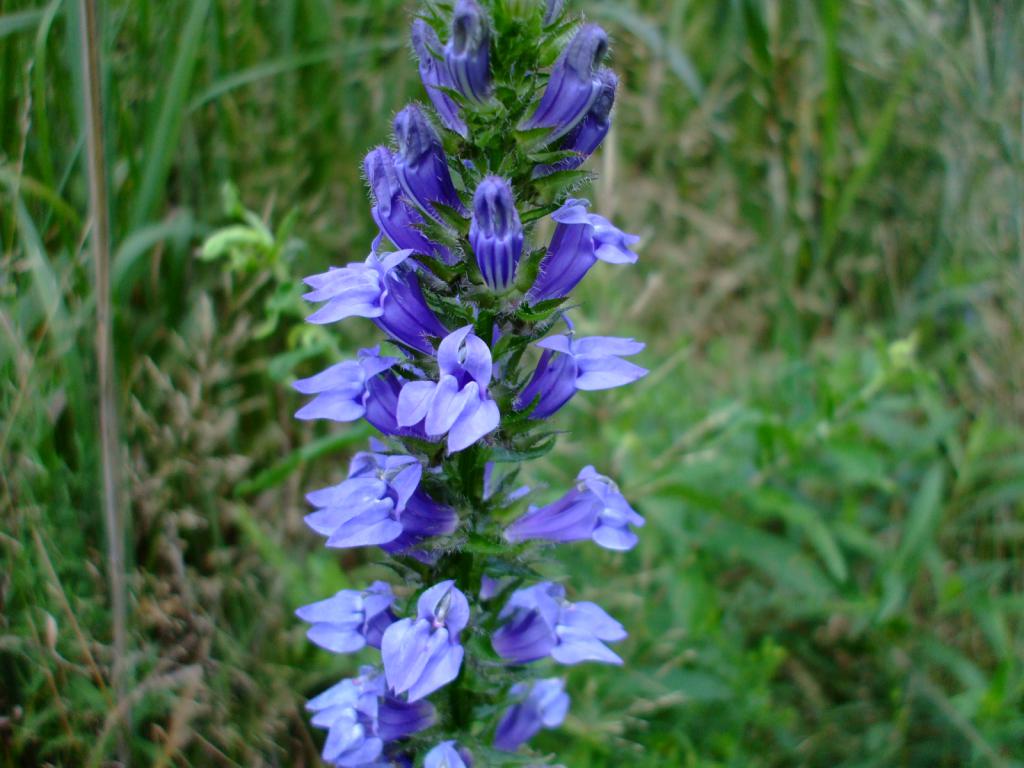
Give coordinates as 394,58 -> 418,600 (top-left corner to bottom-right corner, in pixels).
292,1 -> 646,764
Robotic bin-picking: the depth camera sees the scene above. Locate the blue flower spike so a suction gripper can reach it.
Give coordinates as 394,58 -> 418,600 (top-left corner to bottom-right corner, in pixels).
293,2 -> 646,764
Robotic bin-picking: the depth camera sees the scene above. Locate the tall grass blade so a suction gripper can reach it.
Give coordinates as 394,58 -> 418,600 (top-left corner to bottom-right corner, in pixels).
77,0 -> 129,761
592,1 -> 704,100
823,49 -> 924,258
187,40 -> 402,112
127,0 -> 211,232
0,8 -> 45,39
31,0 -> 66,190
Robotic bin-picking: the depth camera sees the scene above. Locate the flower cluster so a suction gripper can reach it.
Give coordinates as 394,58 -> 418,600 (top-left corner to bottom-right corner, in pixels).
292,1 -> 646,764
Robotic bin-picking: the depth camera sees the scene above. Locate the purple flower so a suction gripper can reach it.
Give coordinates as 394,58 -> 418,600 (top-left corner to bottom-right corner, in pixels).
307,666 -> 435,767
383,490 -> 461,557
505,465 -> 645,551
381,581 -> 469,702
543,0 -> 564,26
304,450 -> 457,553
296,581 -> 397,653
445,0 -> 490,103
294,349 -> 433,441
302,249 -> 447,354
515,334 -> 647,418
479,574 -> 507,601
521,24 -> 608,141
362,368 -> 428,440
470,176 -> 523,291
365,146 -> 453,262
393,105 -> 466,220
528,199 -> 639,301
396,326 -> 501,453
494,678 -> 570,752
411,20 -> 468,138
534,69 -> 617,177
491,582 -> 626,665
425,741 -> 473,768
293,348 -> 399,422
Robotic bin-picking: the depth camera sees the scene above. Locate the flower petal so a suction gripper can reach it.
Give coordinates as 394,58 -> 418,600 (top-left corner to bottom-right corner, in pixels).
381,618 -> 434,695
447,397 -> 499,453
425,376 -> 473,436
504,498 -> 598,544
327,512 -> 403,549
306,624 -> 368,654
574,356 -> 648,390
295,591 -> 363,624
293,361 -> 364,395
397,380 -> 437,427
460,332 -> 493,386
560,601 -> 627,641
377,697 -> 437,742
551,626 -> 623,665
591,524 -> 639,551
436,325 -> 475,374
295,393 -> 364,422
492,610 -> 558,663
406,637 -> 463,701
306,477 -> 387,507
571,336 -> 644,357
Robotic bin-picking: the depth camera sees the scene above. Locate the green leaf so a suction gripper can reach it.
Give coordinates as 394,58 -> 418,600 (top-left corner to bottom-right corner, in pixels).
113,211 -> 196,300
531,167 -> 592,195
430,200 -> 470,236
514,125 -> 555,147
464,534 -> 513,556
515,296 -> 569,322
520,203 -> 558,225
199,224 -> 272,262
754,488 -> 848,583
700,517 -> 836,602
898,464 -> 945,566
491,432 -> 558,463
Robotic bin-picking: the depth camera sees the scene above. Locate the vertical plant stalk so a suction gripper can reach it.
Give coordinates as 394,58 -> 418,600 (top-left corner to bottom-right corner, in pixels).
78,0 -> 130,761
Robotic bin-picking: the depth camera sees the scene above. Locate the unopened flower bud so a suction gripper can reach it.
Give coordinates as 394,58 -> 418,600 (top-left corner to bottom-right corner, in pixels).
411,19 -> 468,137
522,24 -> 609,142
534,68 -> 618,177
445,0 -> 491,102
470,176 -> 523,292
393,104 -> 466,219
364,146 -> 452,262
544,0 -> 565,25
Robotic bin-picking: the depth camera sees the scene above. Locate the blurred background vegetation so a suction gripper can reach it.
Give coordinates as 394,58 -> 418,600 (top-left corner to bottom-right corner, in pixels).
2,0 -> 1022,765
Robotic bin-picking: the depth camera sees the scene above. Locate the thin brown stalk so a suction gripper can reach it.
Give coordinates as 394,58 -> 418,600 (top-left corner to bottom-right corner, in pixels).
31,527 -> 111,700
151,669 -> 203,768
77,0 -> 130,762
86,666 -> 202,768
23,612 -> 77,746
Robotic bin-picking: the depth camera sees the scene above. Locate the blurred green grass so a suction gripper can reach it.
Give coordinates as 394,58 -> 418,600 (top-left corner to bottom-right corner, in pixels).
1,0 -> 1022,766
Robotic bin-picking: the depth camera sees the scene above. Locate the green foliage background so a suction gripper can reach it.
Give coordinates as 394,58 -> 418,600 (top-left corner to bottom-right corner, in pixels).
1,0 -> 1022,765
